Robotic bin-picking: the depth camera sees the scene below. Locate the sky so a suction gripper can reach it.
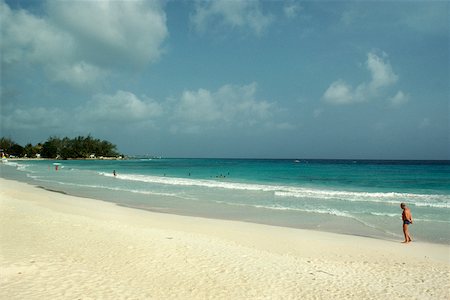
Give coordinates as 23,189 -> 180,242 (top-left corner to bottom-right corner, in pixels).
1,0 -> 449,159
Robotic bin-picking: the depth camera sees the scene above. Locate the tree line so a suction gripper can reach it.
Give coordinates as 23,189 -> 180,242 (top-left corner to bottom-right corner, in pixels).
1,136 -> 120,159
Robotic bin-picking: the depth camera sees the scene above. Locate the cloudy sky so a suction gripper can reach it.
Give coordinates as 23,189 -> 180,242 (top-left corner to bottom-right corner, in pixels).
1,0 -> 448,159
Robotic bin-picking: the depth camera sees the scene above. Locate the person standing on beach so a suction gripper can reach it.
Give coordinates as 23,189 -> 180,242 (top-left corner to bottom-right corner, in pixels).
400,203 -> 413,243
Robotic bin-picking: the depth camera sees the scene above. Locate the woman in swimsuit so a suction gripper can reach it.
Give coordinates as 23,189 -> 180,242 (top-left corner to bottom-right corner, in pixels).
400,203 -> 413,243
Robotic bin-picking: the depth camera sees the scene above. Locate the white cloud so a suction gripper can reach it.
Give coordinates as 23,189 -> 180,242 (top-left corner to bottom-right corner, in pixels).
1,90 -> 163,133
2,83 -> 286,136
284,1 -> 302,19
323,51 -> 400,105
80,90 -> 162,123
0,1 -> 73,64
389,90 -> 409,107
48,62 -> 109,88
313,108 -> 323,118
1,107 -> 66,130
340,8 -> 361,26
172,83 -> 277,133
47,0 -> 167,67
175,89 -> 222,123
191,0 -> 273,35
0,0 -> 168,86
401,4 -> 448,36
366,52 -> 398,91
323,80 -> 355,105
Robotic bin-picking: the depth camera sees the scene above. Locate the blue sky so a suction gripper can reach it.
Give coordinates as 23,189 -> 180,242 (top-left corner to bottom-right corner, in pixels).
1,0 -> 449,159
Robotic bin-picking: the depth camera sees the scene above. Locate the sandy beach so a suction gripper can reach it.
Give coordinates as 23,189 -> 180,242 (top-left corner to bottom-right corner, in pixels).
0,178 -> 449,299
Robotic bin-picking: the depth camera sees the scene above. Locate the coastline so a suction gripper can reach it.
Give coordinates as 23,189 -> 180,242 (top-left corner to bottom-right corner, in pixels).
1,178 -> 449,299
5,157 -> 124,161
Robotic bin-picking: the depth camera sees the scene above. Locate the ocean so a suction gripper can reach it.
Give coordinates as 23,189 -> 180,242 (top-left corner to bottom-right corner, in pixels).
1,158 -> 449,244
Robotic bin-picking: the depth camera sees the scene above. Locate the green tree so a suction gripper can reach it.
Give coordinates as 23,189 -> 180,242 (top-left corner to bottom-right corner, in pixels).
24,143 -> 37,158
60,137 -> 74,159
3,135 -> 119,159
9,143 -> 24,157
41,137 -> 61,158
0,137 -> 14,151
0,137 -> 23,157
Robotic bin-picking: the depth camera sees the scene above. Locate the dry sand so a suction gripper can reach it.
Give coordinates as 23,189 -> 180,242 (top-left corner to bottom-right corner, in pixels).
1,178 -> 449,299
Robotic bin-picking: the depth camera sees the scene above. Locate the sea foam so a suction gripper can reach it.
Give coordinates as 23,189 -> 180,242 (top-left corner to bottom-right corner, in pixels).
100,172 -> 450,208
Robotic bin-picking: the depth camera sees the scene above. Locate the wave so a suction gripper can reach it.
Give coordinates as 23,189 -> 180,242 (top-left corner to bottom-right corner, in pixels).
25,174 -> 197,200
362,212 -> 450,224
414,218 -> 450,223
12,163 -> 449,209
3,161 -> 19,167
3,161 -> 30,171
212,201 -> 400,237
98,172 -> 450,208
276,191 -> 450,208
214,201 -> 354,218
412,202 -> 450,208
370,212 -> 398,218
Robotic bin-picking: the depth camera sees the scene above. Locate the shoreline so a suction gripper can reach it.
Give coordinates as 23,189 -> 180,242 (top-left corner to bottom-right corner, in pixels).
5,157 -> 124,161
1,177 -> 449,299
12,176 -> 449,245
116,202 -> 401,244
5,178 -> 449,255
0,169 -> 408,244
1,161 -> 449,245
6,157 -> 450,161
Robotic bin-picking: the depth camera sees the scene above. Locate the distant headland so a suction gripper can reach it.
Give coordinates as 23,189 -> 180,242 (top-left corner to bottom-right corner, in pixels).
1,136 -> 123,160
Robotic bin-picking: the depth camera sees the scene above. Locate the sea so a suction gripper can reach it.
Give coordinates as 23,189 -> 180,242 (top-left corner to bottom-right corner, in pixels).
1,158 -> 449,244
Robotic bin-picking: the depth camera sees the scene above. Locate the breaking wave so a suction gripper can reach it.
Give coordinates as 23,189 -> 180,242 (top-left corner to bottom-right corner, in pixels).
100,172 -> 450,208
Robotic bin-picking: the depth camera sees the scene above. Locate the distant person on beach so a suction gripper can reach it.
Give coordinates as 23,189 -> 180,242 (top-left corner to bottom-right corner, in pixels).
113,170 -> 116,177
400,203 -> 413,243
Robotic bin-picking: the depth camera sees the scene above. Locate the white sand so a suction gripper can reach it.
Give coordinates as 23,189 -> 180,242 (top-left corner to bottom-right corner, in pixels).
1,178 -> 449,299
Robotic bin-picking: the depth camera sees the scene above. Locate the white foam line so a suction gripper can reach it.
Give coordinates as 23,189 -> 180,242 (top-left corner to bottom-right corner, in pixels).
414,218 -> 450,223
213,201 -> 401,237
98,172 -> 450,207
370,212 -> 398,218
25,175 -> 196,200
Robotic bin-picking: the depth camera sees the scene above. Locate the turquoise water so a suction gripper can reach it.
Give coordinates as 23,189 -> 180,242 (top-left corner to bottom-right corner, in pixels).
1,159 -> 449,244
